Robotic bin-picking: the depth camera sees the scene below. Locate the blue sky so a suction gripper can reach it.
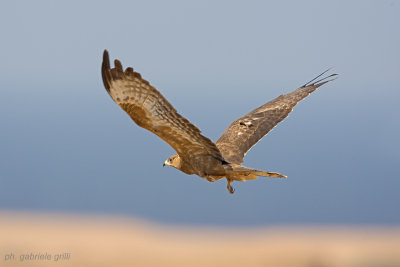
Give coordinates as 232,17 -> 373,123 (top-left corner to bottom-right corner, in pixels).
0,0 -> 399,226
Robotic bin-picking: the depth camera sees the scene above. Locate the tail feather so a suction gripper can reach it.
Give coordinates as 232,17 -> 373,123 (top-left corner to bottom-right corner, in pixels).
253,170 -> 286,178
225,164 -> 286,181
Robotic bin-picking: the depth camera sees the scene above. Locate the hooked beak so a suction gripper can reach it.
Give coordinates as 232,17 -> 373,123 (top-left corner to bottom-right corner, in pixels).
163,159 -> 169,167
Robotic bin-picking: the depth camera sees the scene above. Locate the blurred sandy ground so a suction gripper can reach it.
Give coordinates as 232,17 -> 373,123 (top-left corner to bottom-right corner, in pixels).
0,212 -> 399,267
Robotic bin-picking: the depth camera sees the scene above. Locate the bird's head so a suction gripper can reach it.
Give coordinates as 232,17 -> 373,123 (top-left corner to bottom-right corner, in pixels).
163,154 -> 182,169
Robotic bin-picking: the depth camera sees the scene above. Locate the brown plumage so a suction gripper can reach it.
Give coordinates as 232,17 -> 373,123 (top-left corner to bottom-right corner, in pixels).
101,50 -> 337,194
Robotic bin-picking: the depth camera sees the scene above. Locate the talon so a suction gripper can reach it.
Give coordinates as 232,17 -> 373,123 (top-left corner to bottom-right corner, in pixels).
227,180 -> 235,194
229,186 -> 235,194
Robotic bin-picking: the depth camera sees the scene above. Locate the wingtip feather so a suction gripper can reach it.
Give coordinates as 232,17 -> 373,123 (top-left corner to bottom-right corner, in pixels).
103,50 -> 110,68
102,49 -> 112,92
114,59 -> 123,72
302,69 -> 338,88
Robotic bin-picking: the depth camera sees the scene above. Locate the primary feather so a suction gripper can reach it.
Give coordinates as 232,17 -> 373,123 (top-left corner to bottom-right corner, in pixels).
102,50 -> 223,162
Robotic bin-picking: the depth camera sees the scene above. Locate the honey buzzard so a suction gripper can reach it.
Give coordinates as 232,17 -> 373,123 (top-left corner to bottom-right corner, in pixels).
101,50 -> 337,194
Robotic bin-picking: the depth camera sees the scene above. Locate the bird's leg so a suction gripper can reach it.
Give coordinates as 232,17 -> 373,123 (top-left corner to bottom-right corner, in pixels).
226,179 -> 235,194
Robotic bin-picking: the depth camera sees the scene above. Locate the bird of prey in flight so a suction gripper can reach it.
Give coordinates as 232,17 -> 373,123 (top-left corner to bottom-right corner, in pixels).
101,50 -> 337,194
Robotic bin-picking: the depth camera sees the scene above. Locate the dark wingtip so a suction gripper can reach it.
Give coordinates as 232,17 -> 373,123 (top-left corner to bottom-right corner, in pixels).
101,50 -> 149,95
314,73 -> 338,87
102,49 -> 111,92
103,50 -> 110,66
114,59 -> 123,72
302,69 -> 338,88
125,67 -> 134,73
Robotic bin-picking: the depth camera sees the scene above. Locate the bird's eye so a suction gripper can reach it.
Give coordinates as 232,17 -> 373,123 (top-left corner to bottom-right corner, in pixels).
169,158 -> 172,162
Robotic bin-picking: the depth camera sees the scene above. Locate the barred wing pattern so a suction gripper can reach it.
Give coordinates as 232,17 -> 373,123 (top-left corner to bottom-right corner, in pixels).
216,72 -> 337,164
101,50 -> 223,161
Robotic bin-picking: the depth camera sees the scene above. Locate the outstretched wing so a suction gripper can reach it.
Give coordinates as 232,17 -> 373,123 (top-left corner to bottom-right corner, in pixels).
216,71 -> 337,164
101,50 -> 223,161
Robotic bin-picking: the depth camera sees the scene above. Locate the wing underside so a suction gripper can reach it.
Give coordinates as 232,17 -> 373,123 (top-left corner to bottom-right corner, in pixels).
101,50 -> 223,161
